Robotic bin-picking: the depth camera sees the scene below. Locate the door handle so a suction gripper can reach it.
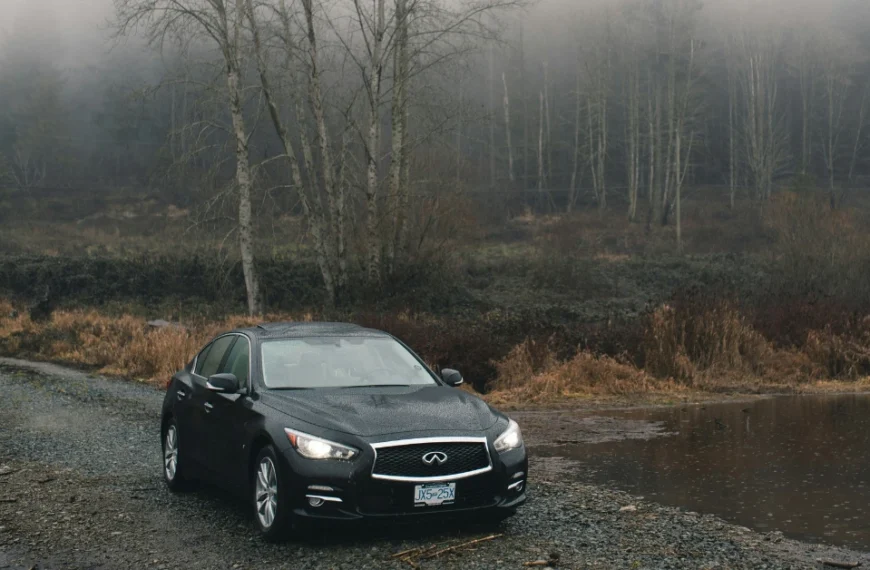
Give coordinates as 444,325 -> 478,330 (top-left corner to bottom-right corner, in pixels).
204,402 -> 214,412
177,390 -> 187,399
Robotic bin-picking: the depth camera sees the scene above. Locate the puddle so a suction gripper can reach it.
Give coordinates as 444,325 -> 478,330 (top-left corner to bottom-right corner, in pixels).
526,394 -> 870,550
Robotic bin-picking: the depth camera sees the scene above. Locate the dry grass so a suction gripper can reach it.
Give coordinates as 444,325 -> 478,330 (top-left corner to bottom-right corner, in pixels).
2,298 -> 869,406
0,302 -> 311,385
485,299 -> 870,407
643,302 -> 771,382
487,338 -> 685,405
805,317 -> 870,379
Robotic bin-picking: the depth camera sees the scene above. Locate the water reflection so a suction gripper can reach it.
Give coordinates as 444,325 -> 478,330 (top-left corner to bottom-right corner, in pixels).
533,394 -> 870,550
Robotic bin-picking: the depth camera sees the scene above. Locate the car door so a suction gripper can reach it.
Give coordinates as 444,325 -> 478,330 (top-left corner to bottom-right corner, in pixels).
174,342 -> 213,466
189,335 -> 237,469
201,334 -> 256,491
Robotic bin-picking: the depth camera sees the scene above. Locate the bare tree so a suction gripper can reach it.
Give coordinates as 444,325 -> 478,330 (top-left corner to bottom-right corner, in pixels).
244,0 -> 344,304
584,25 -> 610,214
738,28 -> 788,204
502,72 -> 515,183
387,0 -> 412,271
794,30 -> 819,176
355,0 -> 388,282
726,37 -> 740,209
115,0 -> 263,315
568,40 -> 583,214
848,79 -> 870,185
488,39 -> 497,189
819,40 -> 851,208
621,27 -> 642,222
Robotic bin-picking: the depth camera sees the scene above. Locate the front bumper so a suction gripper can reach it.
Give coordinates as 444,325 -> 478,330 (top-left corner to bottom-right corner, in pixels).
281,445 -> 529,522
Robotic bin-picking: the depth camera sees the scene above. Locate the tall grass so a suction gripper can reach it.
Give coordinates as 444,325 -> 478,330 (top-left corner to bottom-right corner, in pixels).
2,290 -> 869,403
0,301 -> 310,384
643,301 -> 770,381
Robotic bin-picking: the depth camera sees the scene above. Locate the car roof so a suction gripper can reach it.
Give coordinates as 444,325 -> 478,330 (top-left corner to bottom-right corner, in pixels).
238,322 -> 391,340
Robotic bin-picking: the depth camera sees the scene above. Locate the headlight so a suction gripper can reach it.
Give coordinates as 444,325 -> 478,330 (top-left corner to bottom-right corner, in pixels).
284,429 -> 359,461
493,419 -> 524,453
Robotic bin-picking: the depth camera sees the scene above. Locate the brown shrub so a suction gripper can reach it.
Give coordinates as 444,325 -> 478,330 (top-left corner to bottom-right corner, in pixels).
490,338 -> 559,391
643,302 -> 770,382
488,348 -> 679,405
804,317 -> 870,379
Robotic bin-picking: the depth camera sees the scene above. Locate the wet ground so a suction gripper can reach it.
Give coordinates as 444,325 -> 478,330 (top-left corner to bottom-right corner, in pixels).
1,358 -> 868,569
522,394 -> 870,551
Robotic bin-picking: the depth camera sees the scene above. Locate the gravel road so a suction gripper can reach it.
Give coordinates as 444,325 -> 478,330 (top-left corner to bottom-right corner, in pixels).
1,358 -> 868,570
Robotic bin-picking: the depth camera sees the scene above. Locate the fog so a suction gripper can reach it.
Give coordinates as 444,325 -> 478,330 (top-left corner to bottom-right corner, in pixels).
2,0 -> 870,215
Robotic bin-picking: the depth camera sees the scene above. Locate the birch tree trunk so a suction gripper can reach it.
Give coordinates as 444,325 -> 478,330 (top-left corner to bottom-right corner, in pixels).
848,82 -> 869,184
360,0 -> 387,282
538,91 -> 545,198
227,65 -> 261,316
488,41 -> 497,189
247,0 -> 337,304
728,65 -> 737,210
626,60 -> 640,222
543,61 -> 553,195
568,58 -> 582,214
387,0 -> 410,273
502,72 -> 515,183
821,56 -> 848,208
226,0 -> 260,315
519,22 -> 529,189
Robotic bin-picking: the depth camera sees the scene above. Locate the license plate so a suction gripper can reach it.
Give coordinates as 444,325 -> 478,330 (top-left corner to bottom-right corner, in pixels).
414,482 -> 456,507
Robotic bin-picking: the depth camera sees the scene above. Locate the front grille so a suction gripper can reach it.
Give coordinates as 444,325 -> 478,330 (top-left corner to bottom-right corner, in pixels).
358,474 -> 499,515
372,441 -> 490,479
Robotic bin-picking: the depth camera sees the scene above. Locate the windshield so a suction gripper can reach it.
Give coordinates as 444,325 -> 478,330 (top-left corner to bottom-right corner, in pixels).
260,336 -> 438,389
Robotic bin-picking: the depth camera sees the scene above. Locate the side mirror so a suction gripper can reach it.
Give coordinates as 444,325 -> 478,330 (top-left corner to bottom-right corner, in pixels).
207,373 -> 240,393
441,368 -> 464,387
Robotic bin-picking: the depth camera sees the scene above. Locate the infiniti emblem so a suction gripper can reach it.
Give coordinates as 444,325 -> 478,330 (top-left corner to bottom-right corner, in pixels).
422,451 -> 448,466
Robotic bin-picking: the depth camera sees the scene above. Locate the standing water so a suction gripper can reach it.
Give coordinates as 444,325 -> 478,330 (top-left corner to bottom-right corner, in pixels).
530,394 -> 870,550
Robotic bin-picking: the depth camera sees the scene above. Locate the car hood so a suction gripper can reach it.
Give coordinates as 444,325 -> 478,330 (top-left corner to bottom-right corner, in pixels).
259,385 -> 501,437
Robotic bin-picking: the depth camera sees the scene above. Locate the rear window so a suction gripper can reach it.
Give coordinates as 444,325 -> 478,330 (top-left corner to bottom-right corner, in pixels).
261,336 -> 436,389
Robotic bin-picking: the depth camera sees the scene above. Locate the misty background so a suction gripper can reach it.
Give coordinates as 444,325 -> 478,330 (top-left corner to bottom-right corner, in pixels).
3,0 -> 870,199
3,0 -> 870,311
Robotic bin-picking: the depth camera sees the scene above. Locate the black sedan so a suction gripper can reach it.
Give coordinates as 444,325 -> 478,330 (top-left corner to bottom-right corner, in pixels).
161,322 -> 528,540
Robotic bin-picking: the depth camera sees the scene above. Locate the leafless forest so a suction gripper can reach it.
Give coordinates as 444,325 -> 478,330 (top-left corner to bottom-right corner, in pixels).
2,0 -> 870,396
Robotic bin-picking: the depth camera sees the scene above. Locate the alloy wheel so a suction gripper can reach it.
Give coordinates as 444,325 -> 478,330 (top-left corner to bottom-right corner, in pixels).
255,457 -> 279,529
164,425 -> 178,481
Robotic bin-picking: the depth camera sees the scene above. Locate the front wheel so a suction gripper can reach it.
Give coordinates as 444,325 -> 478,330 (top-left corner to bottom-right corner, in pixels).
253,446 -> 293,541
162,418 -> 193,492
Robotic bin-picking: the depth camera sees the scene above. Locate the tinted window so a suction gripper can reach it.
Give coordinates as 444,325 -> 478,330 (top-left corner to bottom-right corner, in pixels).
197,336 -> 236,379
221,336 -> 250,390
261,336 -> 436,389
194,343 -> 213,376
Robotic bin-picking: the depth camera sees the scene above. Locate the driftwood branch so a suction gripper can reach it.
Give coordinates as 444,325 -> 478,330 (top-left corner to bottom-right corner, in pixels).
419,534 -> 502,560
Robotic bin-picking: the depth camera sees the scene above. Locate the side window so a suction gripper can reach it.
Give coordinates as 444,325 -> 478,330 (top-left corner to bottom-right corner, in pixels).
194,343 -> 213,376
197,336 -> 236,379
221,337 -> 250,390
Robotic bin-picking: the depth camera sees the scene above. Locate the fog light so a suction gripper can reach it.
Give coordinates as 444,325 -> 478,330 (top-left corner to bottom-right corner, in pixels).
308,496 -> 325,507
508,480 -> 524,492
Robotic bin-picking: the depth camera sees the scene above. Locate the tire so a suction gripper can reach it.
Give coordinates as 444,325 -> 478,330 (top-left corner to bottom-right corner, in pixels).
162,418 -> 194,492
252,445 -> 293,542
